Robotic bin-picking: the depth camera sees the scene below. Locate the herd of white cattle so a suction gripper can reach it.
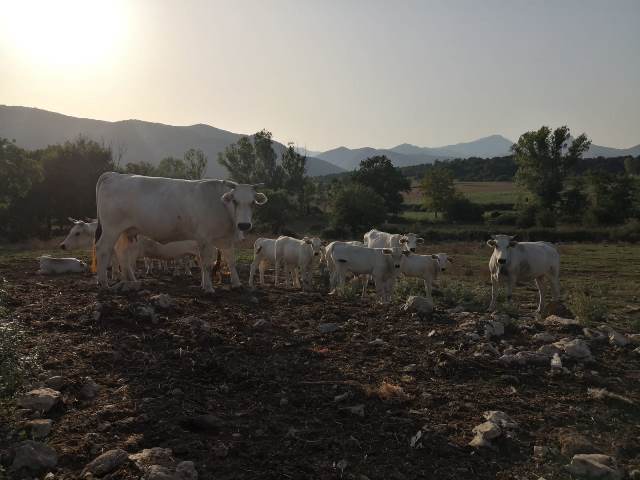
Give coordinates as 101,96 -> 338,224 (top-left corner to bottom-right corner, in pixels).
39,172 -> 562,313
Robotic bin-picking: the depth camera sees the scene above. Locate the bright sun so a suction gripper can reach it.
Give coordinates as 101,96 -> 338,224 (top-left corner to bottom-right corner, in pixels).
3,0 -> 128,68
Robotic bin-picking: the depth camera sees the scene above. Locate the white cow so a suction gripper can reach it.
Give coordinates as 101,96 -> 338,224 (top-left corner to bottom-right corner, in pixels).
487,234 -> 560,313
95,172 -> 267,292
399,252 -> 453,300
249,238 -> 276,287
134,237 -> 200,277
37,255 -> 87,275
326,242 -> 408,303
274,236 -> 323,290
364,229 -> 424,252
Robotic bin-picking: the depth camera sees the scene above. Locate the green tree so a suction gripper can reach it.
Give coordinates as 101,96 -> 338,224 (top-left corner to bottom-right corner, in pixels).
352,155 -> 410,214
157,156 -> 186,178
624,156 -> 640,176
281,143 -> 307,207
183,148 -> 208,179
0,138 -> 42,212
420,166 -> 456,218
512,126 -> 591,208
218,130 -> 283,187
254,189 -> 293,233
329,183 -> 387,235
217,136 -> 256,184
123,161 -> 157,176
584,172 -> 636,224
254,130 -> 284,188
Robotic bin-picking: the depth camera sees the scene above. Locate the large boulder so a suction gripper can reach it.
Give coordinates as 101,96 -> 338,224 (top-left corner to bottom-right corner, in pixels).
11,440 -> 58,474
82,448 -> 129,477
17,388 -> 61,412
565,454 -> 621,479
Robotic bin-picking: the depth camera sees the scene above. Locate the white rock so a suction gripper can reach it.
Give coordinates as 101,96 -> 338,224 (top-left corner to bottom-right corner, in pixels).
563,339 -> 593,361
551,353 -> 563,369
82,448 -> 129,477
532,332 -> 556,343
17,388 -> 61,412
545,315 -> 580,326
565,454 -> 621,480
11,440 -> 58,473
402,296 -> 433,316
483,411 -> 517,429
129,447 -> 175,469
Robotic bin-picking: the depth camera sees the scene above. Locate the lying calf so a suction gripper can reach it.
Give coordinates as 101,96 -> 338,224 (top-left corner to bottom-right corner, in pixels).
37,255 -> 87,275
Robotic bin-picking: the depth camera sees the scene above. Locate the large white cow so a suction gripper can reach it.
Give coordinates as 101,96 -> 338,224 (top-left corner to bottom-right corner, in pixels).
487,234 -> 560,313
364,229 -> 424,252
399,252 -> 453,300
37,255 -> 87,275
326,242 -> 408,303
95,172 -> 267,292
249,237 -> 277,287
274,236 -> 323,290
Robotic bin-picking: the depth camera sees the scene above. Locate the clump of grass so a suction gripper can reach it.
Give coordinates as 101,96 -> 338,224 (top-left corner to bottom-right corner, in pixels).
393,278 -> 426,302
0,322 -> 41,398
439,279 -> 490,312
336,281 -> 361,301
568,286 -> 609,326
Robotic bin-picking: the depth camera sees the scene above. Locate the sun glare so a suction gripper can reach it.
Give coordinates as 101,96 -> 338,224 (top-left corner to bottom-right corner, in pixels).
3,0 -> 129,68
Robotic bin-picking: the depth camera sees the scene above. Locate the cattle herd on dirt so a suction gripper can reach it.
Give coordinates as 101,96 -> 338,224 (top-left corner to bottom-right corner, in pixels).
45,172 -> 563,312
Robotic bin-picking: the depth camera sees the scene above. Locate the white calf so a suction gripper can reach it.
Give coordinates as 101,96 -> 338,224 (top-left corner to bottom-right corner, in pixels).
249,238 -> 277,287
399,252 -> 453,300
487,234 -> 560,313
274,236 -> 323,289
37,256 -> 87,275
364,229 -> 424,252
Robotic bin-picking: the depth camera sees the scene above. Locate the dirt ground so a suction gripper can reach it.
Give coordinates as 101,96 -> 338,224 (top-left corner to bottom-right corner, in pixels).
1,255 -> 639,479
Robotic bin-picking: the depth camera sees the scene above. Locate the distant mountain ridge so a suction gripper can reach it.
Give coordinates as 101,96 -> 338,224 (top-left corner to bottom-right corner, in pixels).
0,105 -> 345,177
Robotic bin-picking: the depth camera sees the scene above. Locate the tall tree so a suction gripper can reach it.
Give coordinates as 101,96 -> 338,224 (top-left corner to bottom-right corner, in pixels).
157,156 -> 186,178
420,166 -> 456,218
253,130 -> 283,188
0,138 -> 42,212
183,148 -> 208,179
281,143 -> 307,206
512,126 -> 591,208
352,156 -> 410,214
218,130 -> 283,187
329,183 -> 387,235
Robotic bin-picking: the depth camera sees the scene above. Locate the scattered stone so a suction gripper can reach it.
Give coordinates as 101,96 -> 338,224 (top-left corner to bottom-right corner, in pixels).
553,338 -> 593,361
130,447 -> 175,469
565,454 -> 621,480
176,461 -> 198,480
82,448 -> 129,477
368,338 -> 387,346
401,296 -> 433,316
342,404 -> 365,417
559,431 -> 597,457
44,375 -> 66,390
544,315 -> 580,327
17,388 -> 61,412
334,392 -> 351,403
25,419 -> 53,439
318,323 -> 339,334
532,332 -> 556,343
466,332 -> 481,341
628,334 -> 640,345
469,421 -> 501,448
11,440 -> 58,474
538,343 -> 562,357
79,377 -> 100,400
135,304 -> 158,323
551,353 -> 563,369
608,330 -> 630,347
212,442 -> 229,458
583,328 -> 608,343
145,464 -> 175,480
500,351 -> 549,366
151,293 -> 174,309
484,321 -> 504,338
588,388 -> 635,405
252,319 -> 269,328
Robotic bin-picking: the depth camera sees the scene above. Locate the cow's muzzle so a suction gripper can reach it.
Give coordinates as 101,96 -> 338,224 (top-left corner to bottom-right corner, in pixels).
237,222 -> 252,231
498,258 -> 507,265
395,264 -> 401,269
314,252 -> 319,256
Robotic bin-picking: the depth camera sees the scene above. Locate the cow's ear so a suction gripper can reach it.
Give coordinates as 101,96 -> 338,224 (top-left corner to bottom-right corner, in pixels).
68,217 -> 78,224
254,192 -> 268,205
448,256 -> 454,263
321,240 -> 327,246
487,239 -> 496,247
399,237 -> 407,244
221,191 -> 234,203
303,237 -> 312,244
382,248 -> 392,255
431,254 -> 438,259
416,237 -> 424,244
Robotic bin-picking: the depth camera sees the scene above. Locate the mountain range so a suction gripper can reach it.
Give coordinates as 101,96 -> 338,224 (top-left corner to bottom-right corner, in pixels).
1,105 -> 638,177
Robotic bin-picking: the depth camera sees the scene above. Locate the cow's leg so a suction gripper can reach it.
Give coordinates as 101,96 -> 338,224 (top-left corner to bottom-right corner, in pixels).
534,277 -> 545,314
96,231 -> 120,287
505,276 -> 516,305
424,277 -> 433,300
221,248 -> 241,288
198,243 -> 216,293
259,261 -> 267,285
488,274 -> 499,311
549,270 -> 561,302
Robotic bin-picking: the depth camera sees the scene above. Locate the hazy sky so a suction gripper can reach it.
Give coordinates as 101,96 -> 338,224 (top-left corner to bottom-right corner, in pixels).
1,0 -> 639,150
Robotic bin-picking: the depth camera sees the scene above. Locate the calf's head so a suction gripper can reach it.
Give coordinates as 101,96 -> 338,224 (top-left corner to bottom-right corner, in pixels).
221,181 -> 268,232
399,233 -> 424,252
430,253 -> 453,272
487,234 -> 517,265
303,237 -> 324,257
60,218 -> 95,250
382,247 -> 411,270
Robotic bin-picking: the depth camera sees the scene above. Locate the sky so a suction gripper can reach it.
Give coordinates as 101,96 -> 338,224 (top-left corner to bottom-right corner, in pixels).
1,0 -> 639,151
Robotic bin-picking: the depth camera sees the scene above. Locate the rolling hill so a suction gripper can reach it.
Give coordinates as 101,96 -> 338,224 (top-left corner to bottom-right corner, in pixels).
0,105 -> 346,177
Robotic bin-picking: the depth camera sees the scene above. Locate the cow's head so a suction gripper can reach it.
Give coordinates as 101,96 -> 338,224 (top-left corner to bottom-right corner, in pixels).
221,181 -> 268,232
399,233 -> 424,253
430,253 -> 453,272
487,234 -> 517,265
303,237 -> 324,257
382,247 -> 411,270
60,218 -> 95,250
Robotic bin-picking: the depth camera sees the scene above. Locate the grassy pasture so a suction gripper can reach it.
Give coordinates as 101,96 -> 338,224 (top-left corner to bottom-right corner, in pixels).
403,180 -> 520,206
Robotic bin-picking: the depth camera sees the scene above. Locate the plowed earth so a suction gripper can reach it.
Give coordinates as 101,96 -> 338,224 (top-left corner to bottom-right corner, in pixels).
1,256 -> 639,479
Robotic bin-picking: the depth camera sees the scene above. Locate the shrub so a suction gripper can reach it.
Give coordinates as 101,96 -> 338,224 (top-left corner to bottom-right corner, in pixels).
443,196 -> 484,223
568,286 -> 609,326
516,203 -> 537,228
487,212 -> 518,226
329,183 -> 387,236
0,322 -> 41,398
535,208 -> 557,228
439,279 -> 490,312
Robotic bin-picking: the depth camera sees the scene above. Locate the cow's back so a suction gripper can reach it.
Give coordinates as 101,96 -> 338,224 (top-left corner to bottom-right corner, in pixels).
512,242 -> 559,279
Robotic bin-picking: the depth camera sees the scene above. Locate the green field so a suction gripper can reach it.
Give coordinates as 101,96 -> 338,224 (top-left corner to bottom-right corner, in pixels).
404,180 -> 520,206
